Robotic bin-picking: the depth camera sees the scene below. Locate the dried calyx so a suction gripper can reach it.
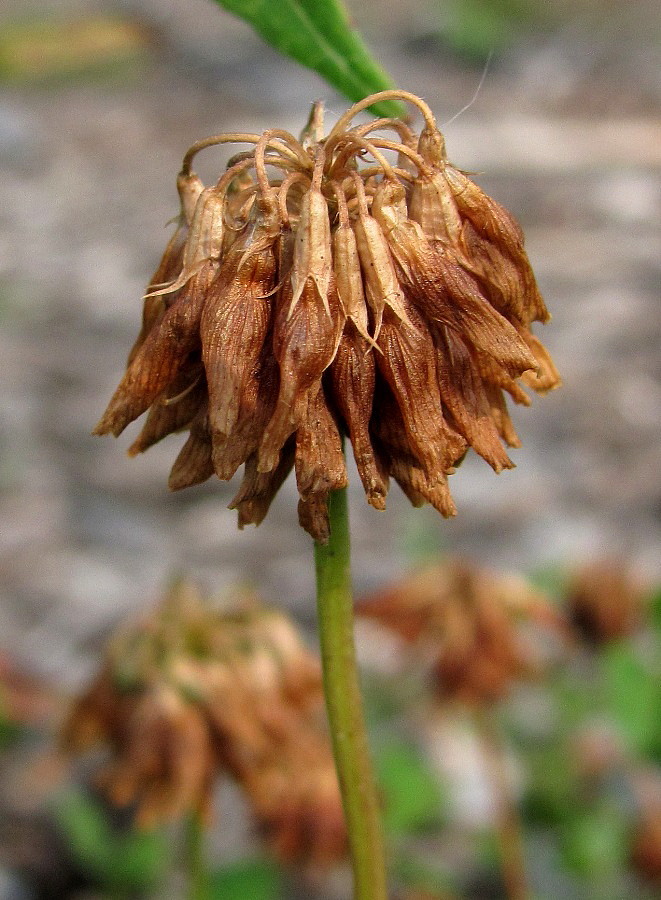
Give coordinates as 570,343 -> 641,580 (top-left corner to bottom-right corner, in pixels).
94,90 -> 560,542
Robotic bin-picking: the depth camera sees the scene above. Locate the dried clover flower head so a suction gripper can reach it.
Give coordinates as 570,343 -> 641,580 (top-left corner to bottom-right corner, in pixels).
358,558 -> 565,705
62,580 -> 345,862
94,90 -> 560,542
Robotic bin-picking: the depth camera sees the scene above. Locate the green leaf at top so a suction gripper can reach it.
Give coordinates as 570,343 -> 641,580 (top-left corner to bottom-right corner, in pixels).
212,0 -> 404,118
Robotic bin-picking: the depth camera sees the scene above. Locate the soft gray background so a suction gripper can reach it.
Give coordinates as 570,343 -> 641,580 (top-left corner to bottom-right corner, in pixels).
1,0 -> 660,691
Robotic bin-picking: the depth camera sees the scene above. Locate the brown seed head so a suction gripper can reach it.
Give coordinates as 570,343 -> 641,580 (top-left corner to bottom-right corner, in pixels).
94,91 -> 559,541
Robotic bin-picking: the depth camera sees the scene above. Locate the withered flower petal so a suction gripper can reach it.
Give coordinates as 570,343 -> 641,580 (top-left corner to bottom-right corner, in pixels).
168,403 -> 214,490
294,382 -> 348,501
211,352 -> 279,481
202,222 -> 277,442
433,325 -> 513,472
127,224 -> 188,366
373,389 -> 457,518
94,263 -> 213,437
329,321 -> 389,509
376,299 -> 466,474
229,440 -> 295,529
259,274 -> 344,476
128,361 -> 205,456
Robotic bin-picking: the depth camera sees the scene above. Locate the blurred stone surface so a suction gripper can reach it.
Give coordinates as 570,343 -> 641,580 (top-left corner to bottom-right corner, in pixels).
0,0 -> 659,685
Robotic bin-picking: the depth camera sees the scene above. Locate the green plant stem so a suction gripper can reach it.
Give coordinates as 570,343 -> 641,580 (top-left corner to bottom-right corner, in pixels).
185,810 -> 209,900
314,485 -> 387,900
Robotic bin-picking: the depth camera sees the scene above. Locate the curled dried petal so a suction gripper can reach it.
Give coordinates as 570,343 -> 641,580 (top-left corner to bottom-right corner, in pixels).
176,172 -> 205,226
290,185 -> 333,316
229,441 -> 295,529
376,299 -> 466,474
294,382 -> 348,501
352,183 -> 411,337
128,361 -> 206,456
128,224 -> 188,365
483,383 -> 522,448
461,220 -> 549,326
202,223 -> 277,442
211,352 -> 279,480
297,494 -> 332,544
168,404 -> 214,490
516,326 -> 562,393
444,165 -> 524,255
374,390 -> 457,518
332,217 -> 372,344
474,350 -> 531,406
432,325 -> 513,472
259,275 -> 344,473
94,263 -> 214,437
409,128 -> 463,245
330,322 -> 388,509
371,180 -> 536,379
147,186 -> 227,299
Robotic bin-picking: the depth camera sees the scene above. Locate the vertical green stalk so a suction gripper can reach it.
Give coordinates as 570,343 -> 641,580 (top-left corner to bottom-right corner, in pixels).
314,485 -> 387,900
185,809 -> 209,900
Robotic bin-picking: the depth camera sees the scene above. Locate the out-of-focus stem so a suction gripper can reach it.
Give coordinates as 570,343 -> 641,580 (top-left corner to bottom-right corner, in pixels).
475,708 -> 530,900
185,809 -> 209,900
314,485 -> 387,900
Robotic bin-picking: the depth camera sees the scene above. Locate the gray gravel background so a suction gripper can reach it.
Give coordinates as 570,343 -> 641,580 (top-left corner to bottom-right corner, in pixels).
0,0 -> 659,693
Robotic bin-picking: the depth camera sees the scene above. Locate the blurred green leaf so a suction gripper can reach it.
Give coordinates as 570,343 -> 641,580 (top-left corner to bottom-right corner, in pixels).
527,563 -> 570,601
0,687 -> 25,748
375,739 -> 446,835
0,712 -> 23,749
437,0 -> 556,62
522,745 -> 579,827
553,665 -> 597,732
210,857 -> 283,899
561,805 -> 628,880
0,17 -> 148,83
392,851 -> 457,897
53,789 -> 168,891
600,642 -> 661,757
212,1 -> 403,117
